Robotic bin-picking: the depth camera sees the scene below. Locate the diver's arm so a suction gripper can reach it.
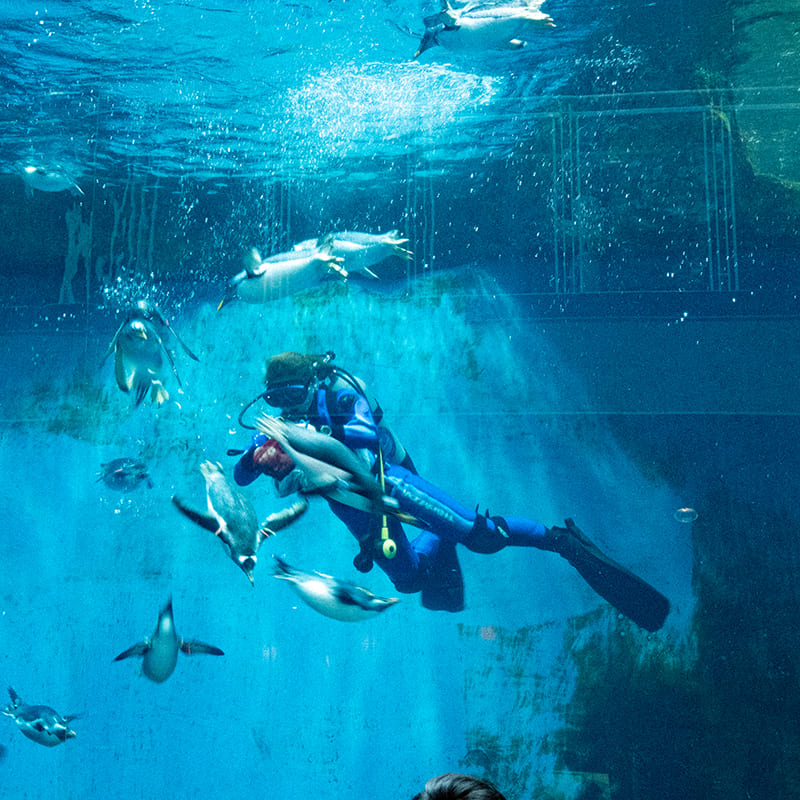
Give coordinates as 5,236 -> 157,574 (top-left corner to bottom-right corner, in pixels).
330,389 -> 380,450
233,434 -> 266,486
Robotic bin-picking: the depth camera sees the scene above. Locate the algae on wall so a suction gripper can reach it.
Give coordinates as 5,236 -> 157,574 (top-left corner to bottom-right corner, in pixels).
729,0 -> 800,184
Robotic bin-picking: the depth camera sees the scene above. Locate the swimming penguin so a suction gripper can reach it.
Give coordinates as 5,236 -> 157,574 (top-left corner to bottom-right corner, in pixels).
172,460 -> 309,584
274,556 -> 399,621
292,230 -> 412,277
2,687 -> 77,747
18,162 -> 84,197
113,597 -> 224,683
415,1 -> 555,58
217,245 -> 346,308
102,300 -> 199,406
97,457 -> 152,492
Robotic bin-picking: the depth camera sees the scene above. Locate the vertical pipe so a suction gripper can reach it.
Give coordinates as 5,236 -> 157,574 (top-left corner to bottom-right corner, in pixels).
126,171 -> 137,270
283,178 -> 292,249
575,110 -> 584,294
560,106 -> 567,293
726,104 -> 740,291
718,106 -> 731,291
710,106 -> 722,291
702,112 -> 714,291
428,173 -> 435,272
148,176 -> 159,274
405,152 -> 415,290
567,105 -> 575,293
551,114 -> 560,293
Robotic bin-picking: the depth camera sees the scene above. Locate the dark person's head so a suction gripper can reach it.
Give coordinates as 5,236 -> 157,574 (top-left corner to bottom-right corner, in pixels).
412,773 -> 507,800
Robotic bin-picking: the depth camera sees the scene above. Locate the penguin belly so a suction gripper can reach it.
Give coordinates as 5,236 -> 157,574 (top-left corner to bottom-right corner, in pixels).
8,705 -> 75,746
236,258 -> 329,303
287,578 -> 368,621
142,642 -> 179,683
442,13 -> 551,51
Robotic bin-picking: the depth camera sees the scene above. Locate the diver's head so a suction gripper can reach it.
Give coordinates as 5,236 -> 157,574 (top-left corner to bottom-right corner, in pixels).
263,351 -> 334,413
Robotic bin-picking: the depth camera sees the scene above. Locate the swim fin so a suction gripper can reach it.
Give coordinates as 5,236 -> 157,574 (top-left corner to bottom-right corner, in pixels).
546,518 -> 670,632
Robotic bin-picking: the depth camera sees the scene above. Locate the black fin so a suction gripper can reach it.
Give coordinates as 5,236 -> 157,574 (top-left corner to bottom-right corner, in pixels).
561,518 -> 670,632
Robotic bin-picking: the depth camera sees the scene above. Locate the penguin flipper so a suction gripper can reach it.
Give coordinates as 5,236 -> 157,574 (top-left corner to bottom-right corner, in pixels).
179,640 -> 224,657
101,322 -> 125,365
165,324 -> 200,362
243,248 -> 264,276
273,555 -> 296,578
334,587 -> 363,608
259,498 -> 309,539
114,642 -> 149,661
113,348 -> 132,394
172,496 -> 221,533
148,326 -> 183,388
143,306 -> 198,361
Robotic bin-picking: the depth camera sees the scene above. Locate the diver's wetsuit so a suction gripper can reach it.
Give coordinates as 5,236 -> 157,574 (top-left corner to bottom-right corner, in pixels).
234,376 -> 549,612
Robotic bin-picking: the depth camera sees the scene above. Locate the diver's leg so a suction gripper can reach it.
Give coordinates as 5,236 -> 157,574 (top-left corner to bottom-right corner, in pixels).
383,464 -> 478,542
327,499 -> 458,604
383,467 -> 669,629
474,512 -> 670,631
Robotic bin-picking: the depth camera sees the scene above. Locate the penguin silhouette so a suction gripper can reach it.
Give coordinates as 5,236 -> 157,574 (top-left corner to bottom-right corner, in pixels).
114,597 -> 223,683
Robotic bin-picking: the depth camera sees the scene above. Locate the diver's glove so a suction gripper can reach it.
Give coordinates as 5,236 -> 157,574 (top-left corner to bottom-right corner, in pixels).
253,437 -> 295,480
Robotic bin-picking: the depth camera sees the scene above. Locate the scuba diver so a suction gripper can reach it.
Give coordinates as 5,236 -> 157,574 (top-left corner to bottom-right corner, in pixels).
233,351 -> 670,631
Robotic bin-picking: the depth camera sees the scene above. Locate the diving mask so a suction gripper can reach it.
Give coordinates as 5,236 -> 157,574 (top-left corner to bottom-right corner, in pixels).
264,382 -> 315,410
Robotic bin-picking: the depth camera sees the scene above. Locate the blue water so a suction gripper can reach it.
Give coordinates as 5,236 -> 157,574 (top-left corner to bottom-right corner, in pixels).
1,2 -> 799,799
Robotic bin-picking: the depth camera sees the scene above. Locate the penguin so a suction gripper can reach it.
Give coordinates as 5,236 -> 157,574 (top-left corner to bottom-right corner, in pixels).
102,300 -> 199,406
217,245 -> 346,308
18,163 -> 83,197
292,230 -> 412,277
113,597 -> 223,683
172,460 -> 308,584
414,1 -> 555,58
2,688 -> 77,747
274,556 -> 399,621
97,457 -> 152,492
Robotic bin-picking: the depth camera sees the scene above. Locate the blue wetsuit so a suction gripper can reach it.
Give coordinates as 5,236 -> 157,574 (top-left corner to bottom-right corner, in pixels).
235,381 -> 549,611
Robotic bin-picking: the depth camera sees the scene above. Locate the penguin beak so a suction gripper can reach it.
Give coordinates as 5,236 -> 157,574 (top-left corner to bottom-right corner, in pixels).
240,557 -> 256,585
217,286 -> 237,311
414,30 -> 438,59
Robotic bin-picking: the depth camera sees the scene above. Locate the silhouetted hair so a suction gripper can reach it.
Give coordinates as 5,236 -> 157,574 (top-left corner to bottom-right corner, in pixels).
412,773 -> 507,800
